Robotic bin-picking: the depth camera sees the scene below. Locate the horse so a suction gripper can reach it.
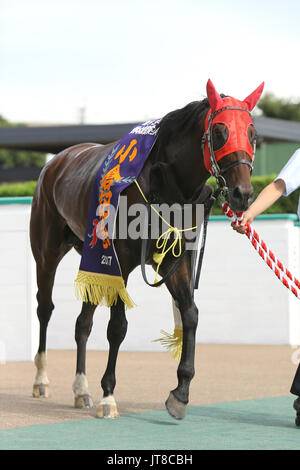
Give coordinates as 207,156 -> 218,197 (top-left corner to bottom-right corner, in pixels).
30,79 -> 263,419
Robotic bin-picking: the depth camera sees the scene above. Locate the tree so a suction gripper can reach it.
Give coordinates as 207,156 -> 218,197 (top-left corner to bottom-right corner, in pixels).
0,114 -> 46,169
257,93 -> 300,122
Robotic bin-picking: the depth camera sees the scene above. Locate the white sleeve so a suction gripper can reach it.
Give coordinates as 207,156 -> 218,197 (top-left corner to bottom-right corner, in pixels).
274,148 -> 300,196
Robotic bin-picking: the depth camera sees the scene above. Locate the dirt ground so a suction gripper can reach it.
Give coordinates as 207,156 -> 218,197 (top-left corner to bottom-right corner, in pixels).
0,344 -> 297,430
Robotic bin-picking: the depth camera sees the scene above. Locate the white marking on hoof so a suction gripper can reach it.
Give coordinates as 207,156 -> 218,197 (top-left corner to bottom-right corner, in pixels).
96,395 -> 119,419
32,383 -> 50,398
72,373 -> 89,396
33,352 -> 50,398
74,394 -> 93,409
165,391 -> 187,420
72,374 -> 92,408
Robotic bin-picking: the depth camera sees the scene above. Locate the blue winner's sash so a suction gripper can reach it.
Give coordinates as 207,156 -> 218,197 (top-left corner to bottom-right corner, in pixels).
74,119 -> 161,308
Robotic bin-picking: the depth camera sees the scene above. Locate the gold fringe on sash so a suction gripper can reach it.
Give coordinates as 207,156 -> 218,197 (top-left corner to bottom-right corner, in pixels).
74,271 -> 135,309
153,326 -> 183,360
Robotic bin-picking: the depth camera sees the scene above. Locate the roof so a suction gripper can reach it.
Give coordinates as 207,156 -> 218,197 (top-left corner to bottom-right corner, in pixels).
0,123 -> 138,153
253,116 -> 300,142
0,116 -> 299,153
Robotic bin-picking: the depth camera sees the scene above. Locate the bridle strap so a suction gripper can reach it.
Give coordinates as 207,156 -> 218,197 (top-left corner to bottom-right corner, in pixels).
201,105 -> 256,194
219,158 -> 253,175
193,194 -> 215,291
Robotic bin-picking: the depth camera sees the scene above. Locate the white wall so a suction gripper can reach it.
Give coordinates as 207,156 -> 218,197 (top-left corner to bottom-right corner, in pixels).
197,217 -> 300,345
1,203 -> 300,361
0,204 -> 37,361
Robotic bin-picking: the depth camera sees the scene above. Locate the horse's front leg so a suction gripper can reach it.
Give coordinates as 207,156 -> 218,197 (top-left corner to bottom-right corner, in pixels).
164,259 -> 198,419
96,296 -> 128,418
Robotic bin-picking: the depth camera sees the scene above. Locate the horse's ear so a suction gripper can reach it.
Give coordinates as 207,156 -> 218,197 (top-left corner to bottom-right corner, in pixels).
206,79 -> 223,111
243,82 -> 265,111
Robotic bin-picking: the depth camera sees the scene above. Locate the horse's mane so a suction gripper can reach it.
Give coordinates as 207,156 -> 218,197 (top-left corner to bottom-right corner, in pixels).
147,98 -> 211,201
157,98 -> 210,144
153,94 -> 228,162
151,97 -> 210,166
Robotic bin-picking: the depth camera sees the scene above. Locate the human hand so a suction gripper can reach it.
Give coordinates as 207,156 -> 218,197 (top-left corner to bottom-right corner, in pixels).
231,209 -> 255,234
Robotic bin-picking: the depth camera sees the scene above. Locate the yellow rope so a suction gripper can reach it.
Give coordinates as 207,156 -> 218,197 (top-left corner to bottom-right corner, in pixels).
134,180 -> 198,284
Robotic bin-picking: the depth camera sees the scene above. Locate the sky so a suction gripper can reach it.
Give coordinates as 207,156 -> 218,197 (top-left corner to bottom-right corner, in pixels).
1,0 -> 300,125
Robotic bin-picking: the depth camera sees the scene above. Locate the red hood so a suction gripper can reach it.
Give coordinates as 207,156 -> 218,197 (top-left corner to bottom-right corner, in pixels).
204,80 -> 264,174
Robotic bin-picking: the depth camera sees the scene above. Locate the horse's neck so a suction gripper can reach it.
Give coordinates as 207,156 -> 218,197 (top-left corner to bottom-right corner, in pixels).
169,139 -> 210,201
145,124 -> 210,204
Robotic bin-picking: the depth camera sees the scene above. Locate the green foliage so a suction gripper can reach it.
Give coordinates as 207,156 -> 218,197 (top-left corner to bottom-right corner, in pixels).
251,175 -> 300,215
0,114 -> 46,168
0,176 -> 299,216
257,93 -> 300,122
0,174 -> 300,215
0,115 -> 12,127
0,149 -> 46,168
0,181 -> 37,197
208,175 -> 300,215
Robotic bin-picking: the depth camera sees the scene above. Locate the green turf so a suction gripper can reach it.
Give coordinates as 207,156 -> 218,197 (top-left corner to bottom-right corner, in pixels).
0,396 -> 300,450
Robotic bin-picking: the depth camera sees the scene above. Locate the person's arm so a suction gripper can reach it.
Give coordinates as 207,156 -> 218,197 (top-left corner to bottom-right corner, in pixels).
232,179 -> 286,234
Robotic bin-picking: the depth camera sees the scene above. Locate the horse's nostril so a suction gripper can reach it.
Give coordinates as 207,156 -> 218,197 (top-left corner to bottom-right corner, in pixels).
232,186 -> 253,202
233,186 -> 242,200
231,186 -> 253,211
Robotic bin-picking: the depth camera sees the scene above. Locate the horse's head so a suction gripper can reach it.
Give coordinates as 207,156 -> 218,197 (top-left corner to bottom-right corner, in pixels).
202,79 -> 264,211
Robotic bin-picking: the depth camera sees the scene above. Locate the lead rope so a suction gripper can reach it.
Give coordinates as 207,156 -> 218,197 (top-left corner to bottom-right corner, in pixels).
222,202 -> 300,299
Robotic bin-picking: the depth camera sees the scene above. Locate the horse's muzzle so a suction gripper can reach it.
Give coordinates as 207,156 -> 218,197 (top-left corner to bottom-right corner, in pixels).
228,185 -> 254,212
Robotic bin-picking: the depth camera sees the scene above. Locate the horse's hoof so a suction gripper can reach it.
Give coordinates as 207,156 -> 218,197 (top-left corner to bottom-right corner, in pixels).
293,397 -> 300,412
96,404 -> 119,419
165,391 -> 187,420
74,394 -> 92,409
96,395 -> 119,419
32,384 -> 50,398
292,398 -> 300,426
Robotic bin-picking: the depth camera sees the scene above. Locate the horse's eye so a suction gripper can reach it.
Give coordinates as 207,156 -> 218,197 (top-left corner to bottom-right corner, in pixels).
248,125 -> 257,147
212,124 -> 229,150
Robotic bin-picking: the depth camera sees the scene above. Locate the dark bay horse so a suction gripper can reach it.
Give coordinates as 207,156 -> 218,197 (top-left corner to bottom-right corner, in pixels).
30,80 -> 263,419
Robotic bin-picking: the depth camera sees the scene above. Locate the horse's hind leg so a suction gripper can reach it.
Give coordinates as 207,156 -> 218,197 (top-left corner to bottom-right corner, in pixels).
97,297 -> 128,418
32,255 -> 69,398
72,301 -> 97,408
30,208 -> 71,398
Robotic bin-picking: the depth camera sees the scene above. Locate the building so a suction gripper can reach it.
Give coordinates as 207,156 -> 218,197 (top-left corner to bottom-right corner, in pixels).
0,117 -> 300,180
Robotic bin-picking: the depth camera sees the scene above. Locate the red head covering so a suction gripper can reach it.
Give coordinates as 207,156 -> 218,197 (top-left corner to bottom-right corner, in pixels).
203,80 -> 264,173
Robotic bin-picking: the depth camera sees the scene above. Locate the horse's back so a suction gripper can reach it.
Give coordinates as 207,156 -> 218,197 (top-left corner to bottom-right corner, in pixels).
32,141 -> 116,240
